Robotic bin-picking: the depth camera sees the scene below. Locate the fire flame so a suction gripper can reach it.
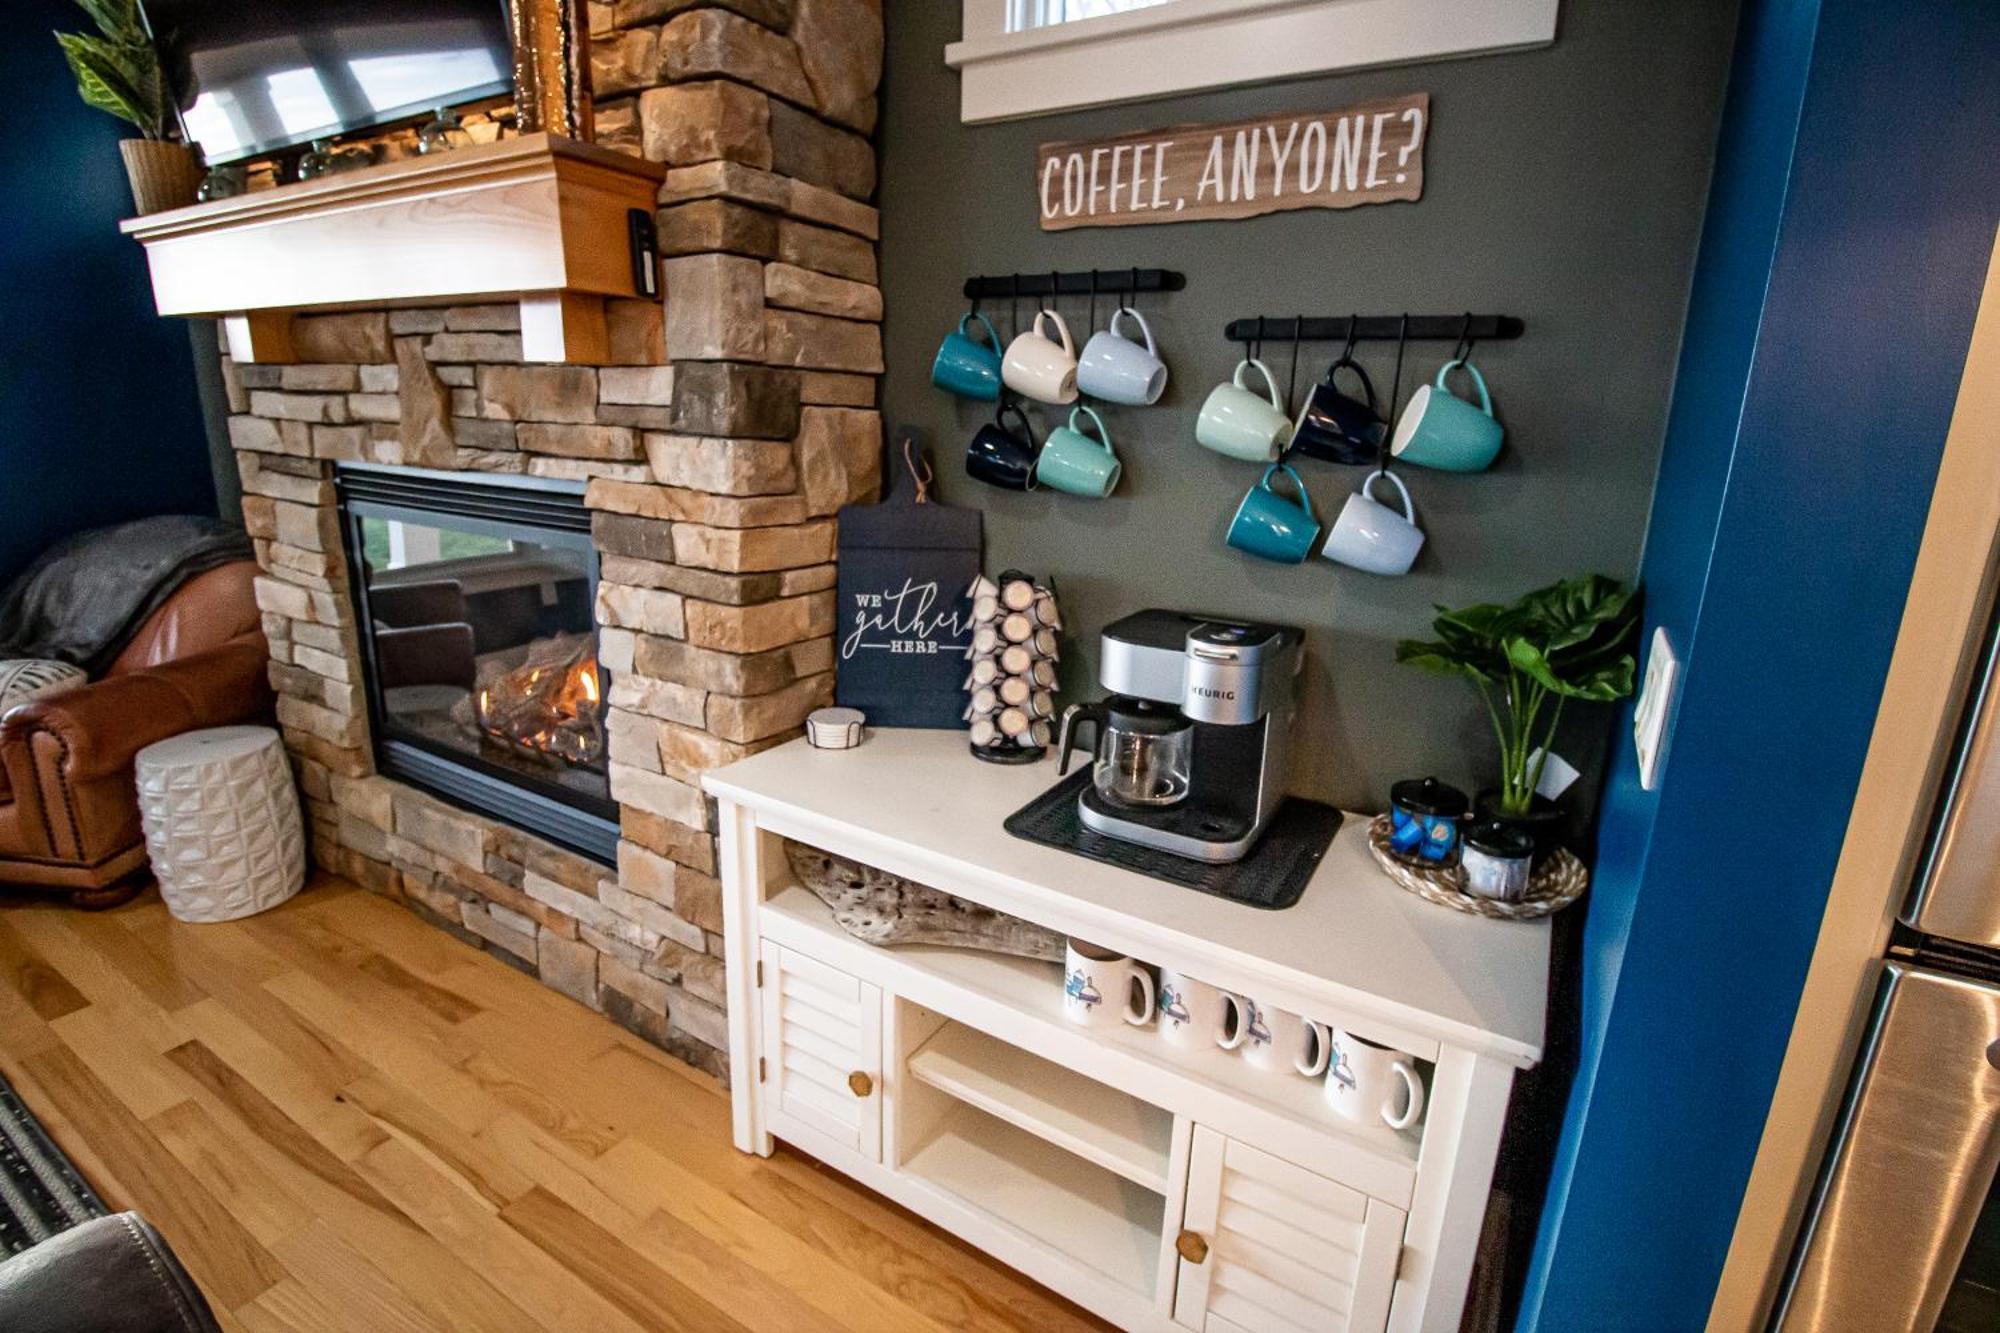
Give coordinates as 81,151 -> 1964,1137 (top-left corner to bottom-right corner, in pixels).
474,651 -> 604,767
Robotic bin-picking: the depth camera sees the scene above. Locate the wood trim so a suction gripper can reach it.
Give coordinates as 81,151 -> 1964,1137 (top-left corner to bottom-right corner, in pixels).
947,0 -> 1557,124
1708,225 -> 2000,1330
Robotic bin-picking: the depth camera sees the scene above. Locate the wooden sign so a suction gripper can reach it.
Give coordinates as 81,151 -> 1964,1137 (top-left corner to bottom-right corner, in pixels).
834,432 -> 981,729
1037,93 -> 1428,231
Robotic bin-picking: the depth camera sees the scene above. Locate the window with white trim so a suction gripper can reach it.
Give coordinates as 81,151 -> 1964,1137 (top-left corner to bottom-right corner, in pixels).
948,0 -> 1559,124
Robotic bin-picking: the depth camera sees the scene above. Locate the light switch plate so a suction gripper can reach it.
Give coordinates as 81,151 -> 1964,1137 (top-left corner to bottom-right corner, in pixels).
1633,626 -> 1679,791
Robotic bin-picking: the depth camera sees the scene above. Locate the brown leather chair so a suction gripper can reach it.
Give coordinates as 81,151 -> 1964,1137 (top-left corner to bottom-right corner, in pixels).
0,562 -> 274,906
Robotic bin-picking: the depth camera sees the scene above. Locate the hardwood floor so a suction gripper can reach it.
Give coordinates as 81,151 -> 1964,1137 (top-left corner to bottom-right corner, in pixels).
0,875 -> 1111,1332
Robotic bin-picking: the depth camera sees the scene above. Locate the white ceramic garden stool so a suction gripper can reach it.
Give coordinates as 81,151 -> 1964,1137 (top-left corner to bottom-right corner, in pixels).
135,726 -> 306,923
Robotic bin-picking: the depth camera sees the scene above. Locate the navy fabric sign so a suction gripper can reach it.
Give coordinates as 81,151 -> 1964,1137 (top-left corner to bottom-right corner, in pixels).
835,432 -> 981,728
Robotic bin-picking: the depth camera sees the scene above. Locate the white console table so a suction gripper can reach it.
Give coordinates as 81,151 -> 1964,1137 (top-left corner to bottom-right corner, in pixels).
704,730 -> 1549,1333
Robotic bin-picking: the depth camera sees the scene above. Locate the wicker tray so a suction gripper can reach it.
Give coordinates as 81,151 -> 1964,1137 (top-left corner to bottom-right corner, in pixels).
1366,814 -> 1588,920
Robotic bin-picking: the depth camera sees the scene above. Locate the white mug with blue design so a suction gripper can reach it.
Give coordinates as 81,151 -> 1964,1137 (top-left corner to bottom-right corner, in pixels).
1064,940 -> 1155,1030
1240,999 -> 1334,1077
1325,1029 -> 1426,1128
1156,967 -> 1245,1052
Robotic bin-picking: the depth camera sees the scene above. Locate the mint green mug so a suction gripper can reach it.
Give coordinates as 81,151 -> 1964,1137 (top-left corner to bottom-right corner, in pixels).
1390,358 -> 1504,472
1038,406 -> 1121,498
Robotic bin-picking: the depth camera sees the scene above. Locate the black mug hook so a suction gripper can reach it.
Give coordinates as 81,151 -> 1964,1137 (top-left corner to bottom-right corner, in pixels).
1009,274 -> 1022,339
1287,314 -> 1304,405
1452,311 -> 1477,362
1383,313 -> 1411,475
1088,270 -> 1099,331
1128,265 -> 1139,308
1340,314 -> 1360,363
1049,269 -> 1061,313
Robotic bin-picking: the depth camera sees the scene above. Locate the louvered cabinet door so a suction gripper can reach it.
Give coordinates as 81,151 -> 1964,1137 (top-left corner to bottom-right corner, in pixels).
758,940 -> 883,1161
1172,1128 -> 1406,1333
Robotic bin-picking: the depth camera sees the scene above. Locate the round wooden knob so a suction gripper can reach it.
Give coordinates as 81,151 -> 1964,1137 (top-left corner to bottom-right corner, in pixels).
848,1070 -> 873,1097
1176,1230 -> 1210,1265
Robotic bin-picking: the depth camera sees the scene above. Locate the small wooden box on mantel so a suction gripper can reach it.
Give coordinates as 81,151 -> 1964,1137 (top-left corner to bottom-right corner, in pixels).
119,133 -> 664,365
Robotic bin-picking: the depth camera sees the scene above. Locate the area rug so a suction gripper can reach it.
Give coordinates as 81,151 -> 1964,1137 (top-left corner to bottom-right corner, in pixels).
0,1075 -> 105,1255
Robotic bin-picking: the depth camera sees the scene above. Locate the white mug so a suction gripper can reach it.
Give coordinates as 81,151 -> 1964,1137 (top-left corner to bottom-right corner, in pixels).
1325,1029 -> 1426,1129
1321,469 -> 1425,576
1002,310 -> 1079,404
1239,1000 -> 1334,1077
1077,307 -> 1168,406
1064,940 -> 1154,1029
1157,968 -> 1246,1051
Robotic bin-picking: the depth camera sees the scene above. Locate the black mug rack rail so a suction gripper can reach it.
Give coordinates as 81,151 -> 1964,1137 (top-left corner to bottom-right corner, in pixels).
1224,314 -> 1524,344
963,268 -> 1186,302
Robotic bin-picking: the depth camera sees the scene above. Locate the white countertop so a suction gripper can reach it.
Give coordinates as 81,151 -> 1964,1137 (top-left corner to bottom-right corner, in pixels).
704,729 -> 1549,1068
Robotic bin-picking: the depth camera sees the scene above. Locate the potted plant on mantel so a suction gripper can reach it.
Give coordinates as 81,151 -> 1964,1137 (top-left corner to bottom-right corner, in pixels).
1396,574 -> 1641,849
54,0 -> 200,214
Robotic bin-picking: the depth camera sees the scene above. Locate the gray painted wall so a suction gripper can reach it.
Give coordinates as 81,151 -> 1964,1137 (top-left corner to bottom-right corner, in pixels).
876,0 -> 1739,814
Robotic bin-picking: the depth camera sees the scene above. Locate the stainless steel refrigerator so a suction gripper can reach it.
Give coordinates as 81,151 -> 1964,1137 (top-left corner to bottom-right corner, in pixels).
1774,603 -> 2000,1330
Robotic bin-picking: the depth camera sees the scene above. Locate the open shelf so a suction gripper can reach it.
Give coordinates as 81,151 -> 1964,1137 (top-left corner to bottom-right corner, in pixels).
903,1100 -> 1164,1301
764,883 -> 1421,1203
909,1022 -> 1173,1192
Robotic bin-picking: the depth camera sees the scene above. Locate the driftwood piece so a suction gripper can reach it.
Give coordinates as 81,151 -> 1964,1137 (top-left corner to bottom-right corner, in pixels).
784,841 -> 1066,962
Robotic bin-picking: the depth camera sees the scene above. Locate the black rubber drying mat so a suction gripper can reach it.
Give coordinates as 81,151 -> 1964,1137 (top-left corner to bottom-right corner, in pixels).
1003,770 -> 1341,910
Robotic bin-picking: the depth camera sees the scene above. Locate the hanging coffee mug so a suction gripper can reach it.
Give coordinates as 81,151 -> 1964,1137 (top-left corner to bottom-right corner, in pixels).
1002,310 -> 1079,404
1391,358 -> 1504,472
965,402 -> 1040,491
1197,358 -> 1291,462
932,311 -> 1005,401
1325,1030 -> 1427,1129
1227,463 -> 1319,565
1063,940 -> 1155,1030
1077,307 -> 1169,406
1037,405 -> 1122,498
1321,470 -> 1424,576
1290,356 -> 1386,465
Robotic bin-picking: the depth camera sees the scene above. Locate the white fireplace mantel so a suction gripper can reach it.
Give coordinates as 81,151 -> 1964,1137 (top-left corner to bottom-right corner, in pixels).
119,133 -> 664,365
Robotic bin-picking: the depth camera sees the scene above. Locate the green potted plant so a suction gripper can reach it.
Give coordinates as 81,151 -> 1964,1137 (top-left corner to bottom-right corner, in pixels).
54,0 -> 200,213
1396,574 -> 1641,847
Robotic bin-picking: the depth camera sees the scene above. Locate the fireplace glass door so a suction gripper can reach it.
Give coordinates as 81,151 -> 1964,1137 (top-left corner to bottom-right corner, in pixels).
337,465 -> 618,862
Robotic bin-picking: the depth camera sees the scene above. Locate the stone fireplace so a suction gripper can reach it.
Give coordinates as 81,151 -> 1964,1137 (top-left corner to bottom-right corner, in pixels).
226,0 -> 884,1077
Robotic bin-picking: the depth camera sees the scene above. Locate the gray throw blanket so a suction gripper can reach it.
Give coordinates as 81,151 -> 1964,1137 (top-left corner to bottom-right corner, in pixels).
0,516 -> 254,676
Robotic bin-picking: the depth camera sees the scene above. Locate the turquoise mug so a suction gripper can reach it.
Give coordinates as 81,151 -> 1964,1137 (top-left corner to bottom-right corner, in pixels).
1226,464 -> 1320,564
931,311 -> 1005,401
1390,358 -> 1503,472
1038,406 -> 1121,498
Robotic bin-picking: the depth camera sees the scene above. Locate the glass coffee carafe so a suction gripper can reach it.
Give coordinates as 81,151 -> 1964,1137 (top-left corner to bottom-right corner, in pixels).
1058,696 -> 1193,808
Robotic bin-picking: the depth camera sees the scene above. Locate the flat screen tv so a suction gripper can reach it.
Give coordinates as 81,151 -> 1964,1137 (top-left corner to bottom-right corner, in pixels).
140,0 -> 514,166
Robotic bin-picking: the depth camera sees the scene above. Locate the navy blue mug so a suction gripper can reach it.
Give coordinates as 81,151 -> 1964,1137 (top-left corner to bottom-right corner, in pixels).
1290,357 -> 1386,466
966,402 -> 1040,490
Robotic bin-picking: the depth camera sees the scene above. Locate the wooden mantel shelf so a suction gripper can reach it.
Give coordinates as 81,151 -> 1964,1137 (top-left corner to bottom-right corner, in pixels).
120,133 -> 665,365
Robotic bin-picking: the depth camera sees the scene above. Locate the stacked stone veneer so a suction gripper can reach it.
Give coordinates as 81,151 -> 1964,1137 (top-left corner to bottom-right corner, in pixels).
226,0 -> 884,1078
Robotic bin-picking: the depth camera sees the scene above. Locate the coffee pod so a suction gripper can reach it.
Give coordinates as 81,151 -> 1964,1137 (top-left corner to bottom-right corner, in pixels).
1389,777 -> 1469,863
998,675 -> 1031,706
1000,643 -> 1033,675
1034,628 -> 1059,658
998,707 -> 1030,737
973,624 -> 1000,655
1031,659 -> 1057,688
1032,593 -> 1062,628
967,657 -> 999,687
969,717 -> 999,747
970,685 -> 998,714
1000,577 -> 1037,611
1029,690 -> 1056,718
1001,612 -> 1035,643
972,594 -> 1000,623
1030,719 -> 1053,747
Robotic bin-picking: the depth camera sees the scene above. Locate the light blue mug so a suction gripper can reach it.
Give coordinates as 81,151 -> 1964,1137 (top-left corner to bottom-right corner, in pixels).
931,311 -> 1005,401
1390,358 -> 1503,472
1038,405 -> 1121,498
1226,464 -> 1320,564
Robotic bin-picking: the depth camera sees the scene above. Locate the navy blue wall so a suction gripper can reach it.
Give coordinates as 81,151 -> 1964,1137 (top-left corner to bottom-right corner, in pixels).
1521,0 -> 2000,1325
0,1 -> 215,588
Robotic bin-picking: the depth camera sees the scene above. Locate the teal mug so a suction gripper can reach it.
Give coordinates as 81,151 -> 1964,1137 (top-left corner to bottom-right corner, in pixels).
932,311 -> 1005,401
1390,358 -> 1503,472
1039,405 -> 1121,498
1226,464 -> 1320,564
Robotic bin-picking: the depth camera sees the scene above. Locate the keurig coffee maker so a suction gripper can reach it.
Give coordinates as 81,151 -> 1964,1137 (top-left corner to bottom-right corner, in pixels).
1057,610 -> 1304,863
